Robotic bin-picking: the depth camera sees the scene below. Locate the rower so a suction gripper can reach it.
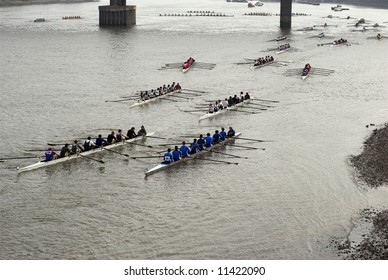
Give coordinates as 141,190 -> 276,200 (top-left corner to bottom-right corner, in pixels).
208,104 -> 214,114
189,139 -> 200,154
212,130 -> 221,144
59,143 -> 71,158
227,127 -> 235,137
244,92 -> 251,100
174,83 -> 181,90
95,134 -> 107,147
44,148 -> 57,161
83,136 -> 95,151
107,131 -> 117,145
228,96 -> 234,106
162,148 -> 173,164
172,146 -> 182,161
127,127 -> 137,139
197,134 -> 205,150
71,140 -> 83,154
137,125 -> 147,136
221,98 -> 229,108
180,141 -> 191,158
204,133 -> 212,148
220,127 -> 227,141
116,129 -> 128,142
377,33 -> 382,39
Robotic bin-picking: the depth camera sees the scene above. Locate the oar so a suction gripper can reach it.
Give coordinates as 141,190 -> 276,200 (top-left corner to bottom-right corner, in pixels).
238,137 -> 273,142
243,106 -> 267,110
182,88 -> 207,93
209,150 -> 248,159
131,155 -> 163,159
233,109 -> 260,114
129,142 -> 153,148
167,95 -> 192,100
78,154 -> 104,163
47,143 -> 66,146
247,103 -> 274,108
0,156 -> 43,160
231,144 -> 263,150
101,147 -> 129,157
105,97 -> 138,102
177,91 -> 202,96
183,110 -> 207,113
157,143 -> 181,146
251,98 -> 279,103
159,98 -> 179,102
146,135 -> 168,140
193,158 -> 238,165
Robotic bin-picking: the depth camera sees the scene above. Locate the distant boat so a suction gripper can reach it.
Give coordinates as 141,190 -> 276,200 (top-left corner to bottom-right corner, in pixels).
255,1 -> 264,6
34,18 -> 45,23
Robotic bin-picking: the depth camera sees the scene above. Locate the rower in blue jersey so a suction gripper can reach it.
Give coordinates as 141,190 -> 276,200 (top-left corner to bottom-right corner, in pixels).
59,143 -> 71,158
212,130 -> 221,144
197,134 -> 205,150
227,127 -> 235,137
204,133 -> 212,148
95,134 -> 107,147
162,148 -> 173,164
179,141 -> 191,158
44,148 -> 57,161
190,139 -> 200,154
172,146 -> 182,161
219,127 -> 227,141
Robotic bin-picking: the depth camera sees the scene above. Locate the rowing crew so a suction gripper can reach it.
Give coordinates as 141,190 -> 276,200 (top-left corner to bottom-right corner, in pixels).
43,126 -> 147,161
183,57 -> 195,69
208,92 -> 251,113
162,127 -> 236,164
302,63 -> 312,76
140,83 -> 181,101
333,38 -> 347,45
254,56 -> 274,66
278,43 -> 290,51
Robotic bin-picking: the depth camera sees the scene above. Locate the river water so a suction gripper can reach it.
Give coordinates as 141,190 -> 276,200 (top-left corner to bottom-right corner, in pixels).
0,0 -> 387,259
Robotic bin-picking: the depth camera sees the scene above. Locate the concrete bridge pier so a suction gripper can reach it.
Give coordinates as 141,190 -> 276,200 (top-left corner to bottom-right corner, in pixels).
280,0 -> 292,29
99,0 -> 136,26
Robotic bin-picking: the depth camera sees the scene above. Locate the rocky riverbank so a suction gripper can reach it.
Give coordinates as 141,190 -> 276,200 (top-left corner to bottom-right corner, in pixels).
337,123 -> 388,259
0,0 -> 98,6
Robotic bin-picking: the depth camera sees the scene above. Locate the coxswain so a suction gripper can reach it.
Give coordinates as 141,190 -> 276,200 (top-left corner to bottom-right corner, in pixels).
44,148 -> 57,161
162,148 -> 173,164
59,143 -> 71,158
180,141 -> 191,158
138,125 -> 147,136
83,136 -> 95,151
244,92 -> 251,100
227,127 -> 235,137
189,139 -> 200,154
172,146 -> 182,161
212,130 -> 221,144
71,140 -> 83,154
204,133 -> 212,148
116,129 -> 128,142
174,83 -> 182,90
95,134 -> 107,147
107,131 -> 117,145
197,134 -> 205,150
127,127 -> 137,139
220,127 -> 227,141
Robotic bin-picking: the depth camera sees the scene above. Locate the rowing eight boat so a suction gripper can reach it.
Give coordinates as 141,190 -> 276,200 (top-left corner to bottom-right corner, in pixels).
129,90 -> 181,108
17,133 -> 154,173
199,100 -> 251,121
145,132 -> 241,177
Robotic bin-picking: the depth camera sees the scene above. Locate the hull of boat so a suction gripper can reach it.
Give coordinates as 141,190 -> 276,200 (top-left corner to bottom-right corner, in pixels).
145,132 -> 241,176
253,60 -> 275,69
17,133 -> 155,173
182,61 -> 195,73
199,100 -> 251,120
130,90 -> 181,108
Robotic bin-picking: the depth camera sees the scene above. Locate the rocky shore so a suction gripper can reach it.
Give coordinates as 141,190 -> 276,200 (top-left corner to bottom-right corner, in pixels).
0,0 -> 98,6
337,124 -> 388,259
